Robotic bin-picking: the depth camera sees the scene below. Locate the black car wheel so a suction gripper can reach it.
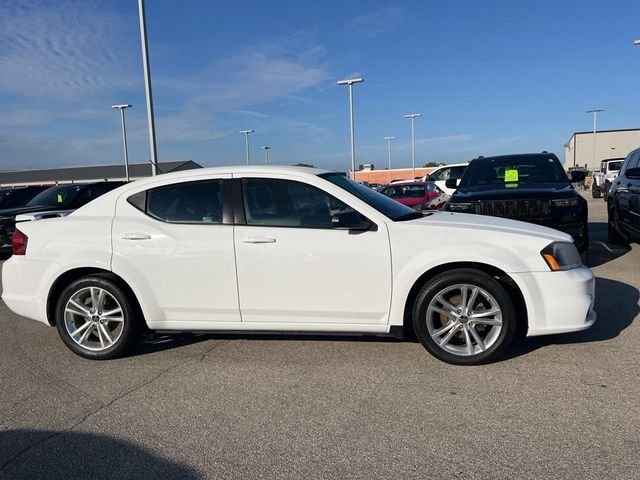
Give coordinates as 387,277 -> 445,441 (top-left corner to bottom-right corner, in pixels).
412,268 -> 517,365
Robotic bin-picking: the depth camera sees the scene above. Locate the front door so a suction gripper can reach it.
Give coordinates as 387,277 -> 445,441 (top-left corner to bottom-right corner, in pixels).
233,176 -> 392,326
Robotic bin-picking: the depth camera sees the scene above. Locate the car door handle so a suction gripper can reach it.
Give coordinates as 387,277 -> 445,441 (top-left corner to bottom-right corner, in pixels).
242,236 -> 276,244
120,232 -> 152,240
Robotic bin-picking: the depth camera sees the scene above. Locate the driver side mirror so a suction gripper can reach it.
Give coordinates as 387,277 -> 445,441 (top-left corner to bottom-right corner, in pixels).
626,167 -> 640,180
445,178 -> 460,189
569,170 -> 586,182
331,211 -> 373,231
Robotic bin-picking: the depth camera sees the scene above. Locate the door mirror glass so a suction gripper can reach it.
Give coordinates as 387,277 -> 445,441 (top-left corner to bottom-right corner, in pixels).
626,167 -> 640,179
569,170 -> 586,182
445,178 -> 460,189
331,211 -> 372,231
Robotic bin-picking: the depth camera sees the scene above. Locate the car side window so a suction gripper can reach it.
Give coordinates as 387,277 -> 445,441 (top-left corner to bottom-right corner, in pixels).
449,166 -> 466,180
429,168 -> 449,181
626,152 -> 640,171
242,178 -> 353,228
129,179 -> 224,224
74,183 -> 120,207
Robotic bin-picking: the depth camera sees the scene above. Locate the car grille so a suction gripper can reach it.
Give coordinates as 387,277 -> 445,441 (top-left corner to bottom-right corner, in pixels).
473,199 -> 552,218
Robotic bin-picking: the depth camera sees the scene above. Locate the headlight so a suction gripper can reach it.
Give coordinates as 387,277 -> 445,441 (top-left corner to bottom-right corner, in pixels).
446,202 -> 473,212
540,242 -> 582,271
551,198 -> 579,207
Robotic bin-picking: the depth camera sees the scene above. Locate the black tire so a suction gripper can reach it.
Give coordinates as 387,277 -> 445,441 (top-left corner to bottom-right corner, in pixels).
412,269 -> 517,365
592,186 -> 601,199
607,205 -> 627,245
55,276 -> 141,360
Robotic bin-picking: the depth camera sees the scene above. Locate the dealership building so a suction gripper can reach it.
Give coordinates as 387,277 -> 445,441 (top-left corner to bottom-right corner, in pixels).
564,128 -> 640,170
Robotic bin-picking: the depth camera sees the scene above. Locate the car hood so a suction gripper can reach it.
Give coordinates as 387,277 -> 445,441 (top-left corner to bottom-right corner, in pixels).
451,183 -> 577,201
0,205 -> 67,219
404,210 -> 571,243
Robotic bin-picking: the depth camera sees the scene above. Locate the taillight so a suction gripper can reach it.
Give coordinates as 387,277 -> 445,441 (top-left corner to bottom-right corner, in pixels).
12,229 -> 28,256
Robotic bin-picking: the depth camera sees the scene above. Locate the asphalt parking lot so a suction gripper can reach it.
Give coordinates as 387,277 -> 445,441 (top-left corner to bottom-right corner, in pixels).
0,194 -> 638,480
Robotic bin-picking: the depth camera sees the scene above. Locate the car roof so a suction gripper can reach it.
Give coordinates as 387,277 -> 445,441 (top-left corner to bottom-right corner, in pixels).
469,153 -> 559,164
431,162 -> 469,169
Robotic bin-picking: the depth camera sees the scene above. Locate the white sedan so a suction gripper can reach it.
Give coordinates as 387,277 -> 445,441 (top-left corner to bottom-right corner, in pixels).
1,166 -> 596,365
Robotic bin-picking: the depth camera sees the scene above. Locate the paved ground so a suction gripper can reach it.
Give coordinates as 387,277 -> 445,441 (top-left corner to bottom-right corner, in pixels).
0,195 -> 638,480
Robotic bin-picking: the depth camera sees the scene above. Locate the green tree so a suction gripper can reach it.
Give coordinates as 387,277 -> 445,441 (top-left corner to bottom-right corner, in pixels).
292,163 -> 315,168
423,162 -> 444,167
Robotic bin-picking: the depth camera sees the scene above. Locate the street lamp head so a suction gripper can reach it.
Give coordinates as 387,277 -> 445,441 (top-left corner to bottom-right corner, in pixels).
634,39 -> 640,45
586,109 -> 605,113
337,77 -> 364,85
403,113 -> 422,119
239,130 -> 254,134
384,136 -> 396,141
112,104 -> 132,109
262,145 -> 270,150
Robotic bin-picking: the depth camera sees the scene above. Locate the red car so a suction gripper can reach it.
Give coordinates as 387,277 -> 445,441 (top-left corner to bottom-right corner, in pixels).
380,181 -> 447,212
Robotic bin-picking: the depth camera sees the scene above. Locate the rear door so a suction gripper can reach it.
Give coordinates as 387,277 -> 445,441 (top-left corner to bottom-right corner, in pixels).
615,152 -> 640,232
112,175 -> 241,325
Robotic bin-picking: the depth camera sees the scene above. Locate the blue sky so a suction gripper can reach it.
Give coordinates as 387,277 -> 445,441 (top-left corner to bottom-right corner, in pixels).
1,0 -> 640,171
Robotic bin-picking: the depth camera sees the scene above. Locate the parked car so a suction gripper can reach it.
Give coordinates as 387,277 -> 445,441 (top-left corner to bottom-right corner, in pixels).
0,186 -> 49,209
379,181 -> 446,212
2,166 -> 595,365
607,147 -> 640,244
592,158 -> 624,198
0,182 -> 124,253
423,162 -> 469,195
443,153 -> 589,260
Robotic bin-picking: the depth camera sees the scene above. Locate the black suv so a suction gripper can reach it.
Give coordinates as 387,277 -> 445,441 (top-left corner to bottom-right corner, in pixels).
443,153 -> 588,258
0,182 -> 124,252
607,146 -> 640,244
0,186 -> 49,209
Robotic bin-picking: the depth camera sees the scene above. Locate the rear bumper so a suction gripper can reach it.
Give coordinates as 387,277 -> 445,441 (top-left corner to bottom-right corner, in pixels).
512,267 -> 596,337
1,256 -> 56,325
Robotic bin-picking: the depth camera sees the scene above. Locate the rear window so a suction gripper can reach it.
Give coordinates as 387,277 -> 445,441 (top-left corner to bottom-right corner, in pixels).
381,184 -> 426,199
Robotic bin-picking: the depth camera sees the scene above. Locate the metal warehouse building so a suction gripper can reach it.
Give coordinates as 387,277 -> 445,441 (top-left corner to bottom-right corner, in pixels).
564,128 -> 640,170
0,161 -> 201,188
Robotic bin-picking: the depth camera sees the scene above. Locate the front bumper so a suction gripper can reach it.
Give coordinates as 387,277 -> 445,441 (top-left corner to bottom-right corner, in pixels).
511,266 -> 596,337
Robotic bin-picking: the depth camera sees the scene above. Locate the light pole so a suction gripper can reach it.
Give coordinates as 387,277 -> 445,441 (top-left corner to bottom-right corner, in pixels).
112,104 -> 132,181
337,77 -> 364,180
586,109 -> 604,169
403,113 -> 422,180
384,136 -> 395,184
239,130 -> 254,165
262,146 -> 271,164
137,0 -> 158,176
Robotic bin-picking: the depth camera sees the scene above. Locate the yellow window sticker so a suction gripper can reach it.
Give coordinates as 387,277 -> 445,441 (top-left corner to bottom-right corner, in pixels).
57,194 -> 63,203
504,168 -> 519,183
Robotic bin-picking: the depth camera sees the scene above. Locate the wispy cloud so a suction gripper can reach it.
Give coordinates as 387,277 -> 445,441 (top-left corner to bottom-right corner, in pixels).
348,6 -> 407,39
0,0 -> 136,99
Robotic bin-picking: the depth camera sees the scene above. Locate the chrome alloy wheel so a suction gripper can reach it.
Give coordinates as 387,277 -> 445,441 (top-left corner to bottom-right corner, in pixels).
64,287 -> 125,352
426,283 -> 503,357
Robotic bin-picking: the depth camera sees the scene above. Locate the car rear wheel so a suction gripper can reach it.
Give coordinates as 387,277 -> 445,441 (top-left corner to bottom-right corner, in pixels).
412,269 -> 517,365
55,276 -> 140,359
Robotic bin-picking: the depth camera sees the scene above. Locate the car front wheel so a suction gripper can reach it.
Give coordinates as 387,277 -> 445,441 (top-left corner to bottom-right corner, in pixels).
412,269 -> 517,365
55,276 -> 140,360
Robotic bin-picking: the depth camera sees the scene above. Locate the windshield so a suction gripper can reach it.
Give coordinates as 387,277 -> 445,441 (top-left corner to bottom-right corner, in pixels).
381,184 -> 426,199
460,156 -> 569,188
320,173 -> 422,221
27,185 -> 83,208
